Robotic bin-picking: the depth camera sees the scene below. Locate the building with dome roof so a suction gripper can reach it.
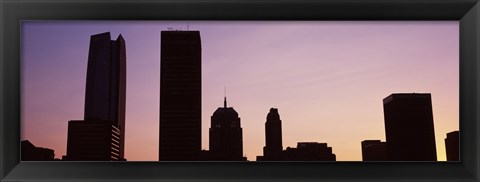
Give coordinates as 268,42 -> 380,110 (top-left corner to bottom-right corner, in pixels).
207,96 -> 246,161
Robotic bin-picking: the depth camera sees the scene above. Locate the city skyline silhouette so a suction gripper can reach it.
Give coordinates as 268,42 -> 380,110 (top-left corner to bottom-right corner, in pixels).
21,21 -> 459,161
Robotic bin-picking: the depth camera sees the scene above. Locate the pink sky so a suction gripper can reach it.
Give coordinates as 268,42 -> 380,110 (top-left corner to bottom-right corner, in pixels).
21,21 -> 459,161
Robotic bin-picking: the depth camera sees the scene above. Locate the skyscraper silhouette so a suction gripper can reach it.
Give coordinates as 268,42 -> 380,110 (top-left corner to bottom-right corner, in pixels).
383,93 -> 437,161
262,108 -> 283,161
65,32 -> 126,161
208,96 -> 245,161
159,30 -> 202,161
445,131 -> 459,161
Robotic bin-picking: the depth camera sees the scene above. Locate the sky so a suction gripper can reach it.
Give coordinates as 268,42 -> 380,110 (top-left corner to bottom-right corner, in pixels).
21,21 -> 459,161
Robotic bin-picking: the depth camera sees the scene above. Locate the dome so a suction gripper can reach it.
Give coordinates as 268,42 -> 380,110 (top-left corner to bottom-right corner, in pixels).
211,107 -> 240,128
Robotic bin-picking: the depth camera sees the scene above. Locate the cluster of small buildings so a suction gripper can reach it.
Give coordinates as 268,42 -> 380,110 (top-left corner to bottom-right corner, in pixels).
21,140 -> 56,161
256,108 -> 336,161
21,30 -> 459,162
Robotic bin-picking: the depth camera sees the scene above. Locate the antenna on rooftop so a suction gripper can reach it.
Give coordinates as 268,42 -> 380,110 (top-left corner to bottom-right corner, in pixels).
224,86 -> 227,108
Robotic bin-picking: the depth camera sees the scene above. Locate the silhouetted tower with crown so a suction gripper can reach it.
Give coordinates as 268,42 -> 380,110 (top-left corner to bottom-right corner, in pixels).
208,93 -> 246,161
262,108 -> 283,161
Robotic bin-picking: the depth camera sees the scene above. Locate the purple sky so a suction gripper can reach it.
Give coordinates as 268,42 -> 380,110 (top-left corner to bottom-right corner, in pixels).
21,21 -> 459,161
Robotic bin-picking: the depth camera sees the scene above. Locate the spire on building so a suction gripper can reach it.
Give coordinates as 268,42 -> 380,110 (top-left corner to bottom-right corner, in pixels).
209,93 -> 245,161
224,86 -> 227,108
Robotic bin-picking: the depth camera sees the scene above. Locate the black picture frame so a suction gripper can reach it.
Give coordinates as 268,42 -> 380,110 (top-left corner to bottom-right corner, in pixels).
1,0 -> 479,181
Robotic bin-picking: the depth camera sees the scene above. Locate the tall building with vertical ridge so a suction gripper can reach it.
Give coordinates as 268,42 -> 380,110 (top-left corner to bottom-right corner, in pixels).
383,93 -> 437,161
159,30 -> 202,161
66,32 -> 126,161
208,96 -> 245,161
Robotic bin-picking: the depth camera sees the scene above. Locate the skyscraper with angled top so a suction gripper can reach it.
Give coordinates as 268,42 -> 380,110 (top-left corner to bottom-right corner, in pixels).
84,32 -> 126,132
66,32 -> 126,161
159,30 -> 202,161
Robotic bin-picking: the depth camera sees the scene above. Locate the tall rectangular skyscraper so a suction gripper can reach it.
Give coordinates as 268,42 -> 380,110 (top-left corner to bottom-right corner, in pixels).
160,31 -> 202,161
383,93 -> 437,161
66,32 -> 126,160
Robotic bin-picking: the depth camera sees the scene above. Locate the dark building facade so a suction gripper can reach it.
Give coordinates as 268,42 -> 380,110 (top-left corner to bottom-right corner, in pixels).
159,31 -> 202,161
445,131 -> 459,161
65,32 -> 126,161
383,93 -> 437,161
208,97 -> 245,161
262,108 -> 283,161
21,140 -> 55,161
258,142 -> 336,161
65,120 -> 122,161
281,142 -> 336,161
361,140 -> 387,161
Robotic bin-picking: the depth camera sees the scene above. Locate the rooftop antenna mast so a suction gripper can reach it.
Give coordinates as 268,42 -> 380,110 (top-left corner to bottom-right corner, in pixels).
224,86 -> 227,108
